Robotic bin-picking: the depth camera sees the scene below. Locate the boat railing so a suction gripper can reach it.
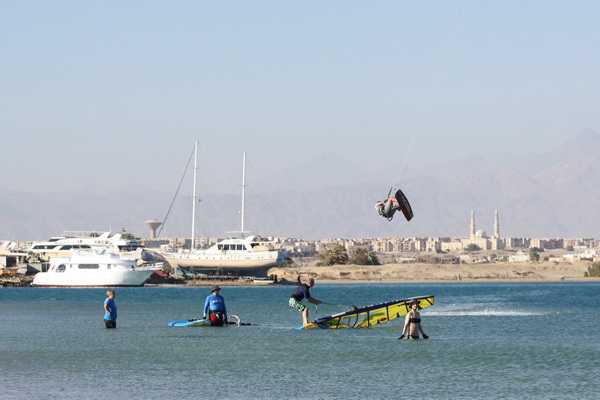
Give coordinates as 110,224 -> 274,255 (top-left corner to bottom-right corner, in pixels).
135,262 -> 164,271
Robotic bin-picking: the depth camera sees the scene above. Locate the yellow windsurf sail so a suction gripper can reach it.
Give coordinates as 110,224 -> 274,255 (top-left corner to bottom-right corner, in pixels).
312,295 -> 434,329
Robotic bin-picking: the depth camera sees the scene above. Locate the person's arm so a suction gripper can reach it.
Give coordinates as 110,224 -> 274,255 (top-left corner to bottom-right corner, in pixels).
203,296 -> 210,318
104,300 -> 111,315
399,313 -> 410,339
305,287 -> 322,305
418,323 -> 428,339
307,297 -> 322,305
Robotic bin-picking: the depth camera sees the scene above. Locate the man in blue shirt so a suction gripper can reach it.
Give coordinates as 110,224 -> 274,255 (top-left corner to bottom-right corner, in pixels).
103,290 -> 117,329
203,285 -> 228,326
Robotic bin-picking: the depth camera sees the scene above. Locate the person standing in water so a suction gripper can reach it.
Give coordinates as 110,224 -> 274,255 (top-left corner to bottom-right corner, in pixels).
289,278 -> 322,326
103,290 -> 117,329
399,299 -> 428,339
203,285 -> 228,326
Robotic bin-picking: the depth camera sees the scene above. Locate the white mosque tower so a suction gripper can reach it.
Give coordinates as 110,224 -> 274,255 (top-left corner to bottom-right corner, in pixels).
470,209 -> 476,240
466,209 -> 504,250
494,209 -> 500,239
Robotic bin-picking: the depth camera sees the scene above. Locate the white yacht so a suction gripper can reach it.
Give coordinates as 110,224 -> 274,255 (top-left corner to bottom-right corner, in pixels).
28,231 -> 142,260
162,235 -> 287,276
32,249 -> 163,287
160,146 -> 287,276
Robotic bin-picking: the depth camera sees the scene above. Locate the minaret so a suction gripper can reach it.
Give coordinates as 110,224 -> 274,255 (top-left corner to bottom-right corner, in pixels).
493,209 -> 500,239
470,210 -> 476,239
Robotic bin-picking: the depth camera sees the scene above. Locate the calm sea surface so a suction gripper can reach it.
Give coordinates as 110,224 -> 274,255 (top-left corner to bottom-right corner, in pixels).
1,282 -> 599,400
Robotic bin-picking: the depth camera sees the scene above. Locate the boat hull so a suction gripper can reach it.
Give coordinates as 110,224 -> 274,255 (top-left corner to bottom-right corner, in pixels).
163,250 -> 286,276
31,250 -> 161,287
32,269 -> 156,287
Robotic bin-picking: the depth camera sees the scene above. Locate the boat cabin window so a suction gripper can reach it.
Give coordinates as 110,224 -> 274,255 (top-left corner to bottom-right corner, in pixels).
78,264 -> 100,269
119,244 -> 140,251
57,264 -> 66,272
237,244 -> 245,250
33,245 -> 57,250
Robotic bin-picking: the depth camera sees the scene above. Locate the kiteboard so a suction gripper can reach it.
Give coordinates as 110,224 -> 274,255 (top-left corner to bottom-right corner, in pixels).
394,189 -> 414,221
168,319 -> 212,327
168,315 -> 246,327
295,322 -> 332,330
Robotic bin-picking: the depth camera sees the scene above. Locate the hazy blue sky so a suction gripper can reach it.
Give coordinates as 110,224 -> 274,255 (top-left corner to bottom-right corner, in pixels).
2,1 -> 599,193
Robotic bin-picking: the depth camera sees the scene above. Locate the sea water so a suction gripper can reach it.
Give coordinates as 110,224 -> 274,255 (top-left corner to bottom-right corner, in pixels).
1,282 -> 599,400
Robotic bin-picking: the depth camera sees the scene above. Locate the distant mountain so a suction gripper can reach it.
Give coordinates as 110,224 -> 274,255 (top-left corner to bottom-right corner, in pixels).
266,152 -> 375,191
1,128 -> 600,241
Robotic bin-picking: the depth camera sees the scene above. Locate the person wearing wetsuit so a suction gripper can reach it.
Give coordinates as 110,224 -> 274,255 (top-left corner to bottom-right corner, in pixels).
203,285 -> 228,326
375,196 -> 401,220
399,299 -> 428,340
289,278 -> 322,326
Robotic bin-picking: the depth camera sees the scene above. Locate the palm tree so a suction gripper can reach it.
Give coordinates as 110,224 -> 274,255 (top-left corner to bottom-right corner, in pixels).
318,244 -> 349,266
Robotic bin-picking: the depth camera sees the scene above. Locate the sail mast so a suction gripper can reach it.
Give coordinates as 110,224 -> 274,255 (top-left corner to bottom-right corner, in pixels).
240,151 -> 246,235
191,140 -> 198,251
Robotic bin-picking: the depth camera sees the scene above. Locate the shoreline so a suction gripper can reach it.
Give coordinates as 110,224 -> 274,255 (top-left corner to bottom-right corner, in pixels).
152,259 -> 598,286
3,260 -> 598,287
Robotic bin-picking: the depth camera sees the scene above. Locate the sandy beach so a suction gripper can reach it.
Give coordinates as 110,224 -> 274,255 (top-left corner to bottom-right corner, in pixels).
268,259 -> 596,284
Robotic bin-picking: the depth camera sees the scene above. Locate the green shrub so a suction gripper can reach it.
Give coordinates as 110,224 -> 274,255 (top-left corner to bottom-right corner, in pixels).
349,248 -> 380,265
586,262 -> 600,277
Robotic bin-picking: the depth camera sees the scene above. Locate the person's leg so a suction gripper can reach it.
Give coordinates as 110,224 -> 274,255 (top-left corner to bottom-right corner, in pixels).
383,200 -> 396,218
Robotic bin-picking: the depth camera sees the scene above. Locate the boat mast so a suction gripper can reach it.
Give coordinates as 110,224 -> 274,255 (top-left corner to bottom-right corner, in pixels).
240,151 -> 246,235
191,140 -> 198,251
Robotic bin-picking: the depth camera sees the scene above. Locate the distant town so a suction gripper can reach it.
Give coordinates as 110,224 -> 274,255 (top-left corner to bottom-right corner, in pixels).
139,232 -> 599,265
5,209 -> 599,267
131,209 -> 599,265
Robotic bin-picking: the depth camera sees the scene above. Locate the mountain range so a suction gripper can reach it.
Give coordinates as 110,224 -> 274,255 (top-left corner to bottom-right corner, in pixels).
2,128 -> 599,241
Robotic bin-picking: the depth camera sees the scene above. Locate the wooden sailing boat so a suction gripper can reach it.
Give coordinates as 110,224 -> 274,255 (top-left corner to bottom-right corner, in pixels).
161,146 -> 287,276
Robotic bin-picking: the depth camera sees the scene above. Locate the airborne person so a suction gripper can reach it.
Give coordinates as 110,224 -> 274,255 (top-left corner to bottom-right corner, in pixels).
376,189 -> 414,222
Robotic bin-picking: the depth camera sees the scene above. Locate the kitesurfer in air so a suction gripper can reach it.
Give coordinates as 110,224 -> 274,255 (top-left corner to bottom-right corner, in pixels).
376,188 -> 414,222
375,196 -> 402,220
399,299 -> 428,340
289,278 -> 322,326
203,285 -> 228,326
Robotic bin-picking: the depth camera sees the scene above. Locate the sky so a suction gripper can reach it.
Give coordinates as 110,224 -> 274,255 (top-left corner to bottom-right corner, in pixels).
2,1 -> 600,194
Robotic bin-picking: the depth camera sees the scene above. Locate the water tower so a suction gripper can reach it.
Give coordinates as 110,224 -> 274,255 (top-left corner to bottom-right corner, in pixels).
144,219 -> 162,239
